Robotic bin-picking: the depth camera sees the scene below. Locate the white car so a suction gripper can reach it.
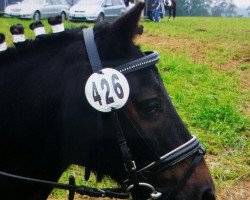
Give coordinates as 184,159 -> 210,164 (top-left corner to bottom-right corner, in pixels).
5,0 -> 70,21
69,0 -> 126,22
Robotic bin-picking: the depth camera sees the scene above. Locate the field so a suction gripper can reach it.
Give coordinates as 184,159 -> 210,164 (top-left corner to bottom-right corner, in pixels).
0,16 -> 249,200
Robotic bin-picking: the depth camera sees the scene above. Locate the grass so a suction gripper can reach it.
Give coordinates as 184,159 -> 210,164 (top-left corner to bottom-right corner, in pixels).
151,50 -> 249,190
0,16 -> 249,199
51,165 -> 117,198
139,17 -> 250,196
155,51 -> 248,150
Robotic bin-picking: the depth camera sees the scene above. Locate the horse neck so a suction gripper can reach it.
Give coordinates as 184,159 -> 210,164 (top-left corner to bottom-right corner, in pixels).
0,30 -> 96,166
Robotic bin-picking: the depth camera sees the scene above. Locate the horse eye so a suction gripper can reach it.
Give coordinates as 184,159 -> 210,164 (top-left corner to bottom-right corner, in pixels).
141,101 -> 161,115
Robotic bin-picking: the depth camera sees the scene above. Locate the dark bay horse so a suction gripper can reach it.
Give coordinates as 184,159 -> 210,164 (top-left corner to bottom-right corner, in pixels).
0,3 -> 215,200
164,0 -> 176,21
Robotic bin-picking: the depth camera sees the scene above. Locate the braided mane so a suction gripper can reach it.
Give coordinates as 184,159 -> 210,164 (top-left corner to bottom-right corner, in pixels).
0,27 -> 86,64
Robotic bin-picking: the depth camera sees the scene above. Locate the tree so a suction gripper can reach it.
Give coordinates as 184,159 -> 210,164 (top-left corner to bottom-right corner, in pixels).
176,0 -> 211,16
176,0 -> 187,16
224,0 -> 237,16
211,0 -> 237,17
186,0 -> 211,16
247,5 -> 250,16
176,0 -> 189,16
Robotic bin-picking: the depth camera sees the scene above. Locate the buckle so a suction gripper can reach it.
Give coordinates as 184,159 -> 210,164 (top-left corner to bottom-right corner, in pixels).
126,182 -> 162,200
131,161 -> 137,171
124,160 -> 137,172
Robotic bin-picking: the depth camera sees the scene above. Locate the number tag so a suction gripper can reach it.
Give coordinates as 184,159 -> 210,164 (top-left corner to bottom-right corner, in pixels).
85,68 -> 130,112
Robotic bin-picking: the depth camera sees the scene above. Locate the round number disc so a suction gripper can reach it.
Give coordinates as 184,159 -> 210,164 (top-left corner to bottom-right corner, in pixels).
85,68 -> 130,112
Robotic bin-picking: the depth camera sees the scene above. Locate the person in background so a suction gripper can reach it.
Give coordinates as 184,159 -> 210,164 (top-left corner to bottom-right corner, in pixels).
152,0 -> 161,22
124,0 -> 129,7
124,0 -> 130,11
160,0 -> 165,16
164,0 -> 176,21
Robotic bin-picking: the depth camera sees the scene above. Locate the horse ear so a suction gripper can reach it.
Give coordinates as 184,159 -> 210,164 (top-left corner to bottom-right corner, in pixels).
110,2 -> 145,42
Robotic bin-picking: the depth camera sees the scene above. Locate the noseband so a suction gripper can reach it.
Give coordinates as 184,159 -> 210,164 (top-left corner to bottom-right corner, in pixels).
0,28 -> 205,200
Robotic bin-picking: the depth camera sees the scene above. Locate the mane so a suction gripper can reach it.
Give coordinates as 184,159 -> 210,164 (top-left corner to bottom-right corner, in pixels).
0,26 -> 86,64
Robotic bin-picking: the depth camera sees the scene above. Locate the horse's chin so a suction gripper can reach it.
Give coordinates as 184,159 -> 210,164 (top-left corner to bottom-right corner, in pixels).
148,182 -> 215,200
173,185 -> 216,200
132,189 -> 216,200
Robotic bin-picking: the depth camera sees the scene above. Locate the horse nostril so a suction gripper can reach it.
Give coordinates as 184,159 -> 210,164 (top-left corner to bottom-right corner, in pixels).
202,189 -> 216,200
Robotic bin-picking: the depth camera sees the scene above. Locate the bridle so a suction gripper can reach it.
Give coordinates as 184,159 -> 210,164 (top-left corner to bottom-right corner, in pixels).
83,27 -> 205,199
0,27 -> 205,200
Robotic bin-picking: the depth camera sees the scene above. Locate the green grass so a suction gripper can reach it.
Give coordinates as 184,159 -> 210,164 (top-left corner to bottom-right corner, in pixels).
141,17 -> 250,68
0,16 -> 249,198
141,17 -> 250,43
51,165 -> 117,197
140,17 -> 250,191
155,51 -> 248,150
154,50 -> 249,188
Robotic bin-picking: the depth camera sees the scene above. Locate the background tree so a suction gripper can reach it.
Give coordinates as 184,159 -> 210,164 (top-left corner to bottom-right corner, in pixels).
176,0 -> 189,16
176,0 -> 212,16
185,0 -> 211,16
224,0 -> 237,16
247,5 -> 250,16
211,0 -> 237,17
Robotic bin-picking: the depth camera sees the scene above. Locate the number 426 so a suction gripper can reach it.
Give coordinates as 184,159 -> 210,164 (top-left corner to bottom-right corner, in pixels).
92,74 -> 124,106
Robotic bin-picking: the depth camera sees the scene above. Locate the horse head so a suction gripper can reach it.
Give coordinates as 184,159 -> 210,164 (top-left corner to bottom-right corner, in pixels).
83,3 -> 215,200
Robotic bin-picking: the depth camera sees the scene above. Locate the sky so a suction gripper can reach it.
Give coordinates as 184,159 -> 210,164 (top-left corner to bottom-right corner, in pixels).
233,0 -> 250,7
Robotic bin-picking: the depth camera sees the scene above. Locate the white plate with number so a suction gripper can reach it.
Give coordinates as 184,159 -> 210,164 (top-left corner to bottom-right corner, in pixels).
85,68 -> 130,112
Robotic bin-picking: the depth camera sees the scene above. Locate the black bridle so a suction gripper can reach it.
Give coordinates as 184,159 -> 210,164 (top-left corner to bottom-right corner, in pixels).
0,28 -> 205,200
83,27 -> 205,199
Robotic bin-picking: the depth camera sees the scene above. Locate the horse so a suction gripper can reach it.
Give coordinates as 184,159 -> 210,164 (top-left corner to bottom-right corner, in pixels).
0,2 -> 215,200
164,0 -> 176,21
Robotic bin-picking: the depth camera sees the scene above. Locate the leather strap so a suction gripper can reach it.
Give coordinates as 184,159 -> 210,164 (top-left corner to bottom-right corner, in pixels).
116,51 -> 159,74
83,28 -> 102,72
83,27 -> 104,183
83,27 -> 139,186
157,148 -> 205,199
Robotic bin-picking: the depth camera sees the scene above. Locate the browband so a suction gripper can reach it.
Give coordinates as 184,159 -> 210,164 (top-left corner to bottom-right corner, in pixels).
83,28 -> 159,74
116,51 -> 159,74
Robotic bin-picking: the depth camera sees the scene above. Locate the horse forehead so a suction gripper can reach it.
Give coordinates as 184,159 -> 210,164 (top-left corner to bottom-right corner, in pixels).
126,69 -> 160,95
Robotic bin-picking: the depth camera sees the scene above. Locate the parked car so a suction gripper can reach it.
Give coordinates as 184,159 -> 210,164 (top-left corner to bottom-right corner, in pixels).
1,0 -> 23,14
5,0 -> 70,21
0,1 -> 5,14
7,0 -> 23,5
69,0 -> 126,22
65,0 -> 77,6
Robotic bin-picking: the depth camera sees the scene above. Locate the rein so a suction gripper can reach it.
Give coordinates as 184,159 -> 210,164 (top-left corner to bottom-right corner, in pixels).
0,28 -> 205,200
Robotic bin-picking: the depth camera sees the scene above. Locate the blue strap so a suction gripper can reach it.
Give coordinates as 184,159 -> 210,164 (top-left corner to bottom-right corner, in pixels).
83,28 -> 102,72
83,28 -> 104,175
